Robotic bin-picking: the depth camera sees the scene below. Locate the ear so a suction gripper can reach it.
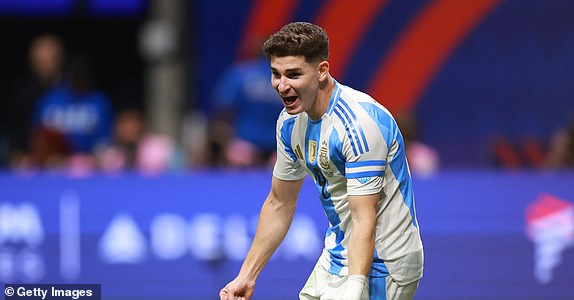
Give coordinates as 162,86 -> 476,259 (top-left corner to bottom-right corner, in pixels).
317,61 -> 329,81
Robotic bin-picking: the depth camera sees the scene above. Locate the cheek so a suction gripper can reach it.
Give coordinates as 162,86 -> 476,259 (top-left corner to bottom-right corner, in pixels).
299,81 -> 315,98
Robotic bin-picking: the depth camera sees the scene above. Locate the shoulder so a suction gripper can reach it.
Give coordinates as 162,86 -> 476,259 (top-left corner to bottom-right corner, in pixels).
276,109 -> 301,126
340,84 -> 374,102
335,85 -> 399,149
333,85 -> 393,125
340,85 -> 388,113
276,110 -> 307,146
343,86 -> 395,124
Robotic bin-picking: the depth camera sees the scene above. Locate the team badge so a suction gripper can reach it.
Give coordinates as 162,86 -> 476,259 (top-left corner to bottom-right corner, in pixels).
308,140 -> 317,163
319,146 -> 330,169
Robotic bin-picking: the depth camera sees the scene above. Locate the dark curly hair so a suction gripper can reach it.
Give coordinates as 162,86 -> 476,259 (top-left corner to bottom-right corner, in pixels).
262,22 -> 329,63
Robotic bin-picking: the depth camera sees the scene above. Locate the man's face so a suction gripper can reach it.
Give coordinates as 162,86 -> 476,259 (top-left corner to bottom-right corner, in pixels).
270,55 -> 322,117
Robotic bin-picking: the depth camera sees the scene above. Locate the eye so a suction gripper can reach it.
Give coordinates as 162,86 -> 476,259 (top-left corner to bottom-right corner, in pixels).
271,71 -> 280,79
287,72 -> 301,79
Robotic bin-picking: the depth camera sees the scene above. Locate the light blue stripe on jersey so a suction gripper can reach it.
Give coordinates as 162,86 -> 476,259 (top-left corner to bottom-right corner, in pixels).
280,116 -> 298,161
334,101 -> 370,155
371,251 -> 389,277
388,131 -> 418,228
346,160 -> 386,178
359,102 -> 418,228
305,118 -> 345,273
338,99 -> 369,152
346,160 -> 387,167
370,252 -> 389,300
333,107 -> 360,156
329,130 -> 346,175
369,276 -> 387,300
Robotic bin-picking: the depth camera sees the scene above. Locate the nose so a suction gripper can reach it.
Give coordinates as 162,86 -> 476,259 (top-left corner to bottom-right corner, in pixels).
277,76 -> 290,93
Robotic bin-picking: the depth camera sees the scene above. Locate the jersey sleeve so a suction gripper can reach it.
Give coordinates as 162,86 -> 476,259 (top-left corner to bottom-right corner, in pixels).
347,176 -> 383,196
342,104 -> 392,196
272,114 -> 306,181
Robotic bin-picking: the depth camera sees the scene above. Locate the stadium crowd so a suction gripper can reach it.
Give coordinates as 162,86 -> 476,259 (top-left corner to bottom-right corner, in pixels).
1,32 -> 572,176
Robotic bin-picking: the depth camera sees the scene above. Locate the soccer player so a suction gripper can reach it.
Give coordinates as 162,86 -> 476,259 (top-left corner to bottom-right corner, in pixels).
219,22 -> 424,300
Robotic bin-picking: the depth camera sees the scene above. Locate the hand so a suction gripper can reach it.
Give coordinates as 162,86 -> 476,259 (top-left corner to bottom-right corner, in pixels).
342,274 -> 368,300
219,277 -> 256,300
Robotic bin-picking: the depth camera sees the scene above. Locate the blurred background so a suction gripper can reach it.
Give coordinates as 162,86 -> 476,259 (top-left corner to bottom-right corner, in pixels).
0,0 -> 573,299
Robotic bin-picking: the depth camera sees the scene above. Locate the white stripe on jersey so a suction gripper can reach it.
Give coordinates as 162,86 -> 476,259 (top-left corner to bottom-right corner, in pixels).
273,80 -> 423,284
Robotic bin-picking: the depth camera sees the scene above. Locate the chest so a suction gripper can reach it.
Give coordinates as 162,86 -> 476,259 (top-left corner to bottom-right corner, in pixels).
292,120 -> 346,178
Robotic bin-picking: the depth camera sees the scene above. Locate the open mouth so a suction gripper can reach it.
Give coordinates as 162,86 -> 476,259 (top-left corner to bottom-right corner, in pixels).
282,96 -> 298,105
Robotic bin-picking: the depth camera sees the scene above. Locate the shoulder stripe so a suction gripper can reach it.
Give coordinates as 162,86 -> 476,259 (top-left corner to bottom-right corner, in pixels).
335,100 -> 371,155
334,106 -> 359,156
338,99 -> 370,153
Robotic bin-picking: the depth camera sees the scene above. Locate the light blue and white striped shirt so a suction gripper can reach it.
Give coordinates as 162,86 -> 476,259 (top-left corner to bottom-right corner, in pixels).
273,80 -> 423,284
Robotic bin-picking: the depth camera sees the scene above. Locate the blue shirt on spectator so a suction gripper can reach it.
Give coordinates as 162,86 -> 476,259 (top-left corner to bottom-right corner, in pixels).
213,58 -> 284,154
32,84 -> 113,153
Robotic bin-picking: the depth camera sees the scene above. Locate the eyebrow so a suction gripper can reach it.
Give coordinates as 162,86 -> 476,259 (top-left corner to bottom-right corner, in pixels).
270,67 -> 303,73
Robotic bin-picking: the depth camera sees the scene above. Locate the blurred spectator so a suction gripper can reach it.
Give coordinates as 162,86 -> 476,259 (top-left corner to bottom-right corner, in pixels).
97,109 -> 145,172
27,127 -> 70,169
396,112 -> 440,177
137,133 -> 183,175
181,111 -> 209,168
207,38 -> 284,168
97,109 -> 184,175
5,34 -> 66,167
25,56 -> 114,171
544,117 -> 574,169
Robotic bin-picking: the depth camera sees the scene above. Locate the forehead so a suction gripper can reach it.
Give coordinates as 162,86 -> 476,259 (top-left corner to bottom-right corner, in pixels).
270,55 -> 313,71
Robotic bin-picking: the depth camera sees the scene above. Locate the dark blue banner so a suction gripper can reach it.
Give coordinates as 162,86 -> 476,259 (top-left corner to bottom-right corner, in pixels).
0,171 -> 573,299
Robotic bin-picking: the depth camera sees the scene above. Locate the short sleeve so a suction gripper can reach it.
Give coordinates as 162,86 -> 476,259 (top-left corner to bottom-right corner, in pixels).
272,115 -> 306,180
347,176 -> 383,196
340,104 -> 392,196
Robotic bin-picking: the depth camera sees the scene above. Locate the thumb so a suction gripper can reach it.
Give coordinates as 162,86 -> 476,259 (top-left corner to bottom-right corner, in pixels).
219,288 -> 227,300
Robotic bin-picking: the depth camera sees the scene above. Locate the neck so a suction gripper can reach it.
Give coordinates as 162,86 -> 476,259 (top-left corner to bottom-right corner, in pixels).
308,75 -> 335,121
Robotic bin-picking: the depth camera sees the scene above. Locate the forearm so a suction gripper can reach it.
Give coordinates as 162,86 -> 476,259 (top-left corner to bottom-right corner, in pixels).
348,217 -> 375,275
237,194 -> 296,281
344,213 -> 376,300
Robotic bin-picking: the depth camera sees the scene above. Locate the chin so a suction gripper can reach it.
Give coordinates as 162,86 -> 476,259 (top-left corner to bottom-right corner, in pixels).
283,99 -> 304,114
284,106 -> 303,115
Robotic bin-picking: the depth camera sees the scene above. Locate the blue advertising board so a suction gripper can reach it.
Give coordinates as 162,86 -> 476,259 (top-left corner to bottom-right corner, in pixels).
0,170 -> 573,299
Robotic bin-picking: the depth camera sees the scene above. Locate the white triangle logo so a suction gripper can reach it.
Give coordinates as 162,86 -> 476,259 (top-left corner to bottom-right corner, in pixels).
98,214 -> 147,264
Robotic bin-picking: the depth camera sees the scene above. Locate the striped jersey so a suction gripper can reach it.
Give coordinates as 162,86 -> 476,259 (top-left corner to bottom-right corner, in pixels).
273,80 -> 423,284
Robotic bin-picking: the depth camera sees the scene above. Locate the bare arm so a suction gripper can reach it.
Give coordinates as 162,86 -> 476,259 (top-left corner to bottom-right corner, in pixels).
220,176 -> 304,300
343,193 -> 378,299
348,193 -> 378,276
